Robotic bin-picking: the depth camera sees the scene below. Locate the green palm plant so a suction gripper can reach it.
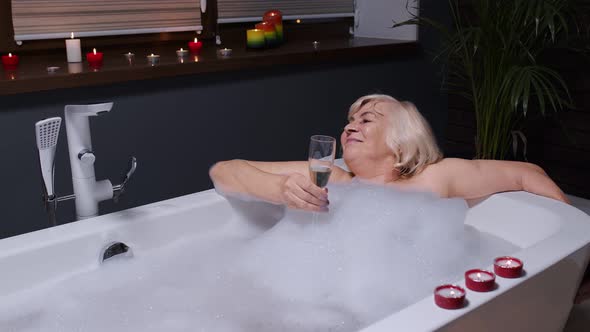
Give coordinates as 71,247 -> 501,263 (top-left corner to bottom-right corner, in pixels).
396,0 -> 577,159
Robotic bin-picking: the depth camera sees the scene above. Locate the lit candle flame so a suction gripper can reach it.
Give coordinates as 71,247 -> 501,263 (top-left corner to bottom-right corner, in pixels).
296,19 -> 301,24
71,32 -> 74,39
194,56 -> 199,62
194,38 -> 198,43
476,272 -> 482,280
450,290 -> 455,297
507,260 -> 512,267
8,53 -> 12,57
150,53 -> 154,56
93,48 -> 97,55
180,48 -> 184,51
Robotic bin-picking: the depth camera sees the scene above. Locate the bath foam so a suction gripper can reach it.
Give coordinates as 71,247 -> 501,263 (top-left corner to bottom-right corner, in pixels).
0,182 -> 518,332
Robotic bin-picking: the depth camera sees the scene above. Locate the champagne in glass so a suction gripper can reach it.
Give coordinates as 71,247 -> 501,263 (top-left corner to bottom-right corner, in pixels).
309,165 -> 332,188
308,135 -> 336,236
308,135 -> 336,187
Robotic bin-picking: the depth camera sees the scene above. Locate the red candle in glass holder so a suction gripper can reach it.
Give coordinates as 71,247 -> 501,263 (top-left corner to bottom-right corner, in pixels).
434,284 -> 466,309
465,269 -> 496,292
2,53 -> 19,70
86,48 -> 103,68
494,256 -> 524,278
188,38 -> 203,54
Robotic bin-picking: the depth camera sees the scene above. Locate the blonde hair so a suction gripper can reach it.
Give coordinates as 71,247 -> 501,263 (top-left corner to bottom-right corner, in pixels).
348,94 -> 443,177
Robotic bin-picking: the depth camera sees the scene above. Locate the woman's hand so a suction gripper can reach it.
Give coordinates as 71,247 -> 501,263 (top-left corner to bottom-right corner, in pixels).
279,173 -> 329,212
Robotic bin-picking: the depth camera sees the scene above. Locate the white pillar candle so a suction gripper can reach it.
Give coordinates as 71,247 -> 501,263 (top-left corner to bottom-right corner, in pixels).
68,63 -> 83,74
65,32 -> 82,63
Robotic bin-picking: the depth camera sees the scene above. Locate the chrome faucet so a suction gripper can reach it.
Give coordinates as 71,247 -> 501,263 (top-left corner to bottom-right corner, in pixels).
35,102 -> 137,222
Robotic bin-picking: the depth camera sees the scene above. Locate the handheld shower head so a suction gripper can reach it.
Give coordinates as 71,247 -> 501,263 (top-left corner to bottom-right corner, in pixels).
35,117 -> 62,197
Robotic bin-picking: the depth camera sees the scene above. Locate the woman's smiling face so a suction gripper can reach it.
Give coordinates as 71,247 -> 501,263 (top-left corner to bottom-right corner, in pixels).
340,101 -> 394,164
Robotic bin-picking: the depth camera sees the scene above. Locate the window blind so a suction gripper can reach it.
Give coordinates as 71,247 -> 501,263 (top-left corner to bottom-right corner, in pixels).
12,0 -> 202,41
217,0 -> 354,23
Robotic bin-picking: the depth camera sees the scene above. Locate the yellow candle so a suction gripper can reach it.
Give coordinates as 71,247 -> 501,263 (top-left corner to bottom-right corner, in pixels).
246,29 -> 265,49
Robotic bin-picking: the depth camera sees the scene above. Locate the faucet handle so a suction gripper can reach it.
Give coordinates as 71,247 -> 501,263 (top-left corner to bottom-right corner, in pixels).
113,156 -> 137,203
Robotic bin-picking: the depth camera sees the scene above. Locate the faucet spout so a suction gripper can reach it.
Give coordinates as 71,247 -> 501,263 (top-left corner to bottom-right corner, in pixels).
64,103 -> 115,219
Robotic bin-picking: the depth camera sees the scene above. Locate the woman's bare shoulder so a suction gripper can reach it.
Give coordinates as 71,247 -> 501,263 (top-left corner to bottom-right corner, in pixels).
331,166 -> 354,183
409,158 -> 471,197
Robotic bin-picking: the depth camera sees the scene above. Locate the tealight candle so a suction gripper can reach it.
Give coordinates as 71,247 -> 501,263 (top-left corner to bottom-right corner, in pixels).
217,48 -> 232,57
255,21 -> 277,47
86,48 -> 103,68
124,52 -> 135,64
188,38 -> 203,54
312,41 -> 320,51
147,53 -> 160,65
246,29 -> 266,49
465,269 -> 496,292
1,53 -> 19,70
176,48 -> 189,57
434,284 -> 466,309
65,32 -> 82,63
494,256 -> 524,278
263,10 -> 283,43
47,66 -> 60,74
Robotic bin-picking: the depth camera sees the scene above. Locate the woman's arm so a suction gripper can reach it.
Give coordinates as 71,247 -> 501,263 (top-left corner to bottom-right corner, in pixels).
209,160 -> 349,211
433,158 -> 569,203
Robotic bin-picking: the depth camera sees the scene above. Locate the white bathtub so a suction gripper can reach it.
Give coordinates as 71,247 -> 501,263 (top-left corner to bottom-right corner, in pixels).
1,188 -> 589,331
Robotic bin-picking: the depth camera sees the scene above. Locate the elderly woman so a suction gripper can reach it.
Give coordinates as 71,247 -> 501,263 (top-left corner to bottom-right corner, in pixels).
210,94 -> 569,209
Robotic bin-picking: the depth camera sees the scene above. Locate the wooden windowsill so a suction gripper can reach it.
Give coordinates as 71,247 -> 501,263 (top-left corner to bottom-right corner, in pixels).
0,26 -> 418,96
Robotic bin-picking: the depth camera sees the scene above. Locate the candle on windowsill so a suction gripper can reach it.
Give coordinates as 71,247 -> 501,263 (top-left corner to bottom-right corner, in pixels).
188,38 -> 203,54
67,63 -> 83,74
263,10 -> 283,43
147,53 -> 160,66
465,269 -> 496,292
46,66 -> 60,74
176,48 -> 189,57
217,48 -> 232,58
124,52 -> 135,64
434,284 -> 466,309
66,32 -> 82,63
86,48 -> 103,68
2,53 -> 19,70
494,256 -> 524,278
246,29 -> 265,49
255,21 -> 277,47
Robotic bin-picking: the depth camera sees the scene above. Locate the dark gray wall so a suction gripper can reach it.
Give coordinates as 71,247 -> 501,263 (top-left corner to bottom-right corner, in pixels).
0,3 -> 450,239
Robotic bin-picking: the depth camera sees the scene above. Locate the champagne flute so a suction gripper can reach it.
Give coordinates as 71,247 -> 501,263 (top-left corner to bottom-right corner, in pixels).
308,135 -> 336,228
